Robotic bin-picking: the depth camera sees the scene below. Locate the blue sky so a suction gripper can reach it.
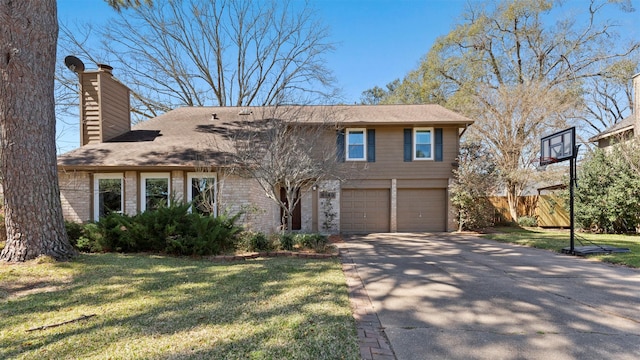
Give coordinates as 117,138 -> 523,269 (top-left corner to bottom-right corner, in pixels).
57,0 -> 466,102
55,0 -> 638,152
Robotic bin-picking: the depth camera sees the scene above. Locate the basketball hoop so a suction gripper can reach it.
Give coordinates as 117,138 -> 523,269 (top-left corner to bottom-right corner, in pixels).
532,157 -> 557,171
539,127 -> 579,254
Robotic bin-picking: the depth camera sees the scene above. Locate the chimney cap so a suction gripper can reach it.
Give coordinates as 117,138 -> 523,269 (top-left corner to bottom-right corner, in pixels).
97,63 -> 114,73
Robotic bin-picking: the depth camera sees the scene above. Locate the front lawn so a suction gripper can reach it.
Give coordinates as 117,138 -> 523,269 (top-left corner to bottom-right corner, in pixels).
483,227 -> 640,268
0,254 -> 359,359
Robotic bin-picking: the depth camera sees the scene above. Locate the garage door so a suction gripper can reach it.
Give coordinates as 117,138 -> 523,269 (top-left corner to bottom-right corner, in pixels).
341,189 -> 390,233
397,189 -> 447,232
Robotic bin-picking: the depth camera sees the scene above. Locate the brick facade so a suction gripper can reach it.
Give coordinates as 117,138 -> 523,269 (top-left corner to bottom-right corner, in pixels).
124,171 -> 137,215
217,173 -> 279,233
317,180 -> 340,234
171,171 -> 184,202
58,169 -> 280,233
300,188 -> 313,232
59,171 -> 91,223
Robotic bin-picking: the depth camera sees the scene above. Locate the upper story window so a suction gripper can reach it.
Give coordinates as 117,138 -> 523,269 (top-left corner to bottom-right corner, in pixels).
346,128 -> 366,161
414,128 -> 434,160
93,173 -> 123,220
141,173 -> 170,212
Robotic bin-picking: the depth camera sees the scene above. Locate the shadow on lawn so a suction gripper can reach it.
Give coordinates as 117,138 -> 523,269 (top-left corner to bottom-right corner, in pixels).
0,254 -> 358,359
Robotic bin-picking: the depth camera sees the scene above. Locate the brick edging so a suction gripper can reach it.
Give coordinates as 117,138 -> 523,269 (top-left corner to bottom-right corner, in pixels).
338,243 -> 396,360
208,251 -> 338,262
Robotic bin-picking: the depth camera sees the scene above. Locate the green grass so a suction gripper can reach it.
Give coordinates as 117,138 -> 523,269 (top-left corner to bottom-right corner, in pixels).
483,227 -> 640,268
0,254 -> 359,359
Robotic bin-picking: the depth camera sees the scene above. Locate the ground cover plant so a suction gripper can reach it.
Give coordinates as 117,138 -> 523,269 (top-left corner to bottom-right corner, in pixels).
483,227 -> 640,268
0,254 -> 359,359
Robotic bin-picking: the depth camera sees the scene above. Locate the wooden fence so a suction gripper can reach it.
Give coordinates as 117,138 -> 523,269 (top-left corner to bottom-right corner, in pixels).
488,194 -> 569,227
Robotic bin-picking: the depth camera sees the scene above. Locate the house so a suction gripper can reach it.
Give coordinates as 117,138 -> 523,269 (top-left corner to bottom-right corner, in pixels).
57,65 -> 474,234
589,73 -> 640,148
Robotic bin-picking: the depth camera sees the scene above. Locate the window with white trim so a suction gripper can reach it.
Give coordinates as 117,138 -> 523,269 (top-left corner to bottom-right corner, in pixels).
141,173 -> 170,212
187,172 -> 217,216
93,173 -> 124,220
413,128 -> 434,160
346,128 -> 366,161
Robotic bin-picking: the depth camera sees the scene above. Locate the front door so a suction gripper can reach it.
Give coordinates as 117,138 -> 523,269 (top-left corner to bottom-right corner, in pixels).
280,188 -> 302,230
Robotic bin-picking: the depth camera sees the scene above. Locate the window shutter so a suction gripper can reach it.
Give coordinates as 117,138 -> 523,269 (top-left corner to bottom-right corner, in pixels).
336,130 -> 345,162
403,128 -> 412,162
435,128 -> 443,162
367,129 -> 375,162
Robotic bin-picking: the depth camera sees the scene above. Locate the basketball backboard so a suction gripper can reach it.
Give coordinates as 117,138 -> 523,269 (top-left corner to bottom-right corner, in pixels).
540,127 -> 575,165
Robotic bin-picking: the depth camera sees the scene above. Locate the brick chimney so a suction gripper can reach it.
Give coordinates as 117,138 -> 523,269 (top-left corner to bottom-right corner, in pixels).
79,64 -> 131,146
634,72 -> 640,138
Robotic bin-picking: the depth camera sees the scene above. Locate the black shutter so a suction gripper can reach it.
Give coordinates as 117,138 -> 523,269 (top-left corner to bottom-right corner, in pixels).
367,129 -> 375,162
336,130 -> 345,162
403,128 -> 412,162
435,128 -> 443,162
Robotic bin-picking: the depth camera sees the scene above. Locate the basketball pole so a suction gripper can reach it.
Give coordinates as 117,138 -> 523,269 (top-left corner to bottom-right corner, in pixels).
569,152 -> 575,254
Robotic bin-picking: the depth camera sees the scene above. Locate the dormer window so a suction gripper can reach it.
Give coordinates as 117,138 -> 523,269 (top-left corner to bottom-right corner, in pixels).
346,128 -> 366,161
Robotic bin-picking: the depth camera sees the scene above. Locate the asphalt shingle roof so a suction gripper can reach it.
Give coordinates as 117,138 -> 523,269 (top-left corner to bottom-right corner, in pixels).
588,115 -> 635,142
57,104 -> 473,169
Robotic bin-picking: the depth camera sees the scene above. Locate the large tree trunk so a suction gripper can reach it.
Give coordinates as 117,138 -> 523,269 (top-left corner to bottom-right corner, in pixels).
0,0 -> 77,261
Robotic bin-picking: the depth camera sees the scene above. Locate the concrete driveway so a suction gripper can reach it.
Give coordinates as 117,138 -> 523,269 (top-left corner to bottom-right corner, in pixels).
344,233 -> 640,360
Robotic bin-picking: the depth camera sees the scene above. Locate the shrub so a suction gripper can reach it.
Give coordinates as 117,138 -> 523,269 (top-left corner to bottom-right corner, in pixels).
249,232 -> 271,251
166,212 -> 242,256
94,213 -> 137,252
574,146 -> 640,233
450,142 -> 498,231
517,216 -> 538,227
65,221 -> 85,248
279,233 -> 295,251
73,203 -> 243,256
294,233 -> 328,252
236,231 -> 274,252
70,223 -> 107,253
126,202 -> 193,251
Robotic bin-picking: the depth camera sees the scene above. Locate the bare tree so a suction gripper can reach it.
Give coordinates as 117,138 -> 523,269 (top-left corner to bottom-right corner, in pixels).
106,0 -> 153,11
58,0 -> 336,122
227,107 -> 343,232
0,0 -> 77,261
578,58 -> 639,138
365,0 -> 640,221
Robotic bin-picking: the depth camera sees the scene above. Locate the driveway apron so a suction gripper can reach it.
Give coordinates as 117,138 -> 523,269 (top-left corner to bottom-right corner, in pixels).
344,233 -> 640,360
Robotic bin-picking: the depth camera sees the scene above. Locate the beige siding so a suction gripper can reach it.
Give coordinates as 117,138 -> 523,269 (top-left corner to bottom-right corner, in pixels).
81,74 -> 101,145
99,74 -> 131,141
336,126 -> 459,180
79,70 -> 130,146
59,171 -> 91,223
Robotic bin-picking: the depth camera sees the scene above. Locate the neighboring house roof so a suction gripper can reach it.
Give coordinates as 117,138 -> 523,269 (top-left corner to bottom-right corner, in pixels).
58,104 -> 473,169
588,115 -> 634,142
